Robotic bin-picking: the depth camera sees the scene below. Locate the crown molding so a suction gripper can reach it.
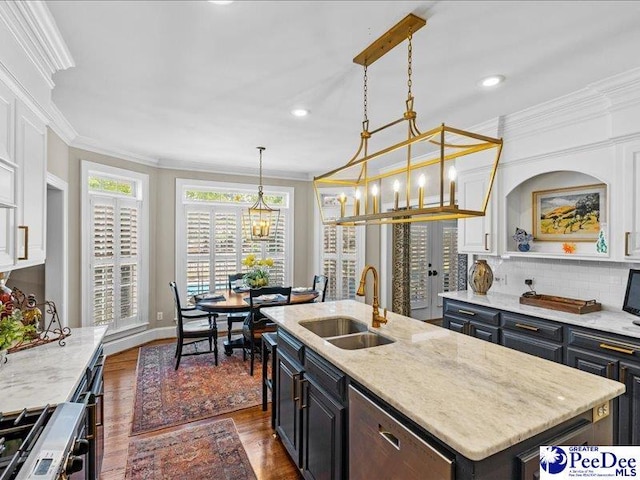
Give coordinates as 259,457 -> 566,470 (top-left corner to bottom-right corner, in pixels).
157,157 -> 311,181
48,101 -> 77,144
590,66 -> 640,111
71,136 -> 161,168
501,87 -> 609,141
0,57 -> 50,124
0,1 -> 74,88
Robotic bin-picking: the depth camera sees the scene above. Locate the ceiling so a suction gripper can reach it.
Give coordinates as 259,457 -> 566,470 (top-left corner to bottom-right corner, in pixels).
47,1 -> 640,179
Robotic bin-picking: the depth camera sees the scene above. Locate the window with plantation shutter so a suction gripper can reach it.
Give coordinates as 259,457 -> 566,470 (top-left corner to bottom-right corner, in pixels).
318,208 -> 364,301
441,224 -> 459,293
177,180 -> 293,303
409,223 -> 429,307
82,163 -> 149,333
406,220 -> 458,320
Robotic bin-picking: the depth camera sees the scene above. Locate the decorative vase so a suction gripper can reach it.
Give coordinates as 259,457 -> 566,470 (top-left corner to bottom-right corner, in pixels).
517,242 -> 530,252
468,259 -> 494,295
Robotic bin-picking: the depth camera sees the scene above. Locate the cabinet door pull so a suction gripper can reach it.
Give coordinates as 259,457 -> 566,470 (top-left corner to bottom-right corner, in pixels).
292,373 -> 300,402
18,225 -> 28,260
484,233 -> 490,251
625,232 -> 631,256
515,323 -> 539,332
606,362 -> 615,379
378,425 -> 401,450
299,379 -> 308,409
620,366 -> 628,385
600,343 -> 635,356
458,309 -> 476,316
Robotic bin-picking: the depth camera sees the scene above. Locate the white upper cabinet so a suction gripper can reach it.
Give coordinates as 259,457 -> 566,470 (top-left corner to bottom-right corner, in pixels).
622,143 -> 640,261
0,81 -> 16,269
14,100 -> 46,267
457,168 -> 498,255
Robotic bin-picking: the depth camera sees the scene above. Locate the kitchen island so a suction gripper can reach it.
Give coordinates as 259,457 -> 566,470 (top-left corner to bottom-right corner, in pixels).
262,300 -> 624,479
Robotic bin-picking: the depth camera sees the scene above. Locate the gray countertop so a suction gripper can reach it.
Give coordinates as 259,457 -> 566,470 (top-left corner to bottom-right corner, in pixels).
0,326 -> 108,414
262,300 -> 624,461
440,291 -> 640,339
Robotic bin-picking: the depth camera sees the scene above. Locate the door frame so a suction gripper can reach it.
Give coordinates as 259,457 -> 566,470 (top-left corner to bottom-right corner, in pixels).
46,173 -> 68,327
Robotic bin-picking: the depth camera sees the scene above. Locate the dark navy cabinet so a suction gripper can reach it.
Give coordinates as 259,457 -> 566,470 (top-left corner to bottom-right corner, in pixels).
275,330 -> 347,480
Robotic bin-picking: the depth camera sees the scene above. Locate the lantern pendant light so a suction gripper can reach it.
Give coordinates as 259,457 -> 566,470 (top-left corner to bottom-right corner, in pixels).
244,147 -> 280,242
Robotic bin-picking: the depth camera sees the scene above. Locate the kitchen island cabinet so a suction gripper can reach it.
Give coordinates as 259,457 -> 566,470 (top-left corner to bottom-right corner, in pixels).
276,329 -> 346,480
263,300 -> 623,480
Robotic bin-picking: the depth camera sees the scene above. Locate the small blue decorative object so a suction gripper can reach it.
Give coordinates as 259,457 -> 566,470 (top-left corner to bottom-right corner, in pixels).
512,227 -> 533,252
517,242 -> 531,252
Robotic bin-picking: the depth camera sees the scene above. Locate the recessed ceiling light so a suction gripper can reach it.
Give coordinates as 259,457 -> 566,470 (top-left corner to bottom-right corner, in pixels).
291,108 -> 309,117
480,75 -> 505,88
208,1 -> 234,5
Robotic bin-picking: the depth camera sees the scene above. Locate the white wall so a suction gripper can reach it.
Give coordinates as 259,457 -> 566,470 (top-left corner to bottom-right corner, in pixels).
482,256 -> 633,311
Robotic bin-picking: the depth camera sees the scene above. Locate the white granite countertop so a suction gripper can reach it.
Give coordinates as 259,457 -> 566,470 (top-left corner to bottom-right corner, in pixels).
262,300 -> 624,461
0,326 -> 108,415
441,291 -> 640,340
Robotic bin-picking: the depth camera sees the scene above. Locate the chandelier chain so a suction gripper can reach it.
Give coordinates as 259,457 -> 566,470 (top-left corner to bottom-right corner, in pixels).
257,146 -> 264,193
407,30 -> 413,99
363,65 -> 368,123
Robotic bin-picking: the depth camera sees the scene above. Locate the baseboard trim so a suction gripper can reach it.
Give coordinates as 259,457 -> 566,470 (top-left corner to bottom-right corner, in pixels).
102,323 -> 244,356
103,326 -> 176,356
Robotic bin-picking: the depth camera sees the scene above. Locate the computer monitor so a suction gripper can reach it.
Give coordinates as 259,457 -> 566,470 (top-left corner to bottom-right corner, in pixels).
623,269 -> 640,317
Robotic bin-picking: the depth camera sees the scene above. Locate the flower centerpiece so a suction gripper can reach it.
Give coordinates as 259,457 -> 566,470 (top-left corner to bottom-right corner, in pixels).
242,254 -> 274,288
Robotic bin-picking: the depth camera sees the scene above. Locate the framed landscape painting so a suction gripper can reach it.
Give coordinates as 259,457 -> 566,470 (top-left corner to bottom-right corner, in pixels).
532,183 -> 606,241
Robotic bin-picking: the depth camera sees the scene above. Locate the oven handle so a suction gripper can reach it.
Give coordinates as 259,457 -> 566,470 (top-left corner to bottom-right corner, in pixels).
95,392 -> 104,428
85,393 -> 97,441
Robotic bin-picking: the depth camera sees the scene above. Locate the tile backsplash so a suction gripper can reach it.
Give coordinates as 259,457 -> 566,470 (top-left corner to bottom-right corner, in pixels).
477,256 -> 636,311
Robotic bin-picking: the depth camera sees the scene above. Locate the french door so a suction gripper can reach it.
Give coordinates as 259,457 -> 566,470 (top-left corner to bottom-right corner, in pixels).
408,220 -> 459,320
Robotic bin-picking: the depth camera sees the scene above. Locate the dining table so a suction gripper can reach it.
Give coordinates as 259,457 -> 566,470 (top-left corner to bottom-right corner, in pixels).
195,287 -> 319,355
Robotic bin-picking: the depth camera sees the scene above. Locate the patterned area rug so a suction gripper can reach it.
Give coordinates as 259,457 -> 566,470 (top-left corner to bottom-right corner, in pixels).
125,418 -> 257,479
131,342 -> 262,435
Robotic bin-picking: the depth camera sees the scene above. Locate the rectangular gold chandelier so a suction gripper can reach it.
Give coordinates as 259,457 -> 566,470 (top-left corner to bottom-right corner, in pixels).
313,14 -> 503,226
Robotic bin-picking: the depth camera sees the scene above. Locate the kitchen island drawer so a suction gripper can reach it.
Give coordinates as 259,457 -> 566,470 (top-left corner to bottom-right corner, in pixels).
304,348 -> 346,402
443,299 -> 500,326
502,312 -> 563,342
278,328 -> 305,364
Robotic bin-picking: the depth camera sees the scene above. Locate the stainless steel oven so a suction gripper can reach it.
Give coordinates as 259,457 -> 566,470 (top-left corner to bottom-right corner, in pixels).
0,403 -> 89,480
0,346 -> 104,480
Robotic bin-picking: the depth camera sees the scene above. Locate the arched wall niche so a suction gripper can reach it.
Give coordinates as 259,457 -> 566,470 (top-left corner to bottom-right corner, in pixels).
504,170 -> 609,258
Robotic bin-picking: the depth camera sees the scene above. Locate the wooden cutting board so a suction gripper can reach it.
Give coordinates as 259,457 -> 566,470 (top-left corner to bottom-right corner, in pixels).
519,293 -> 602,314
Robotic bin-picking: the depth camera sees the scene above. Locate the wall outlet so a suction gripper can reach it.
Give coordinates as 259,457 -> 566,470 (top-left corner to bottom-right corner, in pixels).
157,311 -> 163,321
525,279 -> 534,287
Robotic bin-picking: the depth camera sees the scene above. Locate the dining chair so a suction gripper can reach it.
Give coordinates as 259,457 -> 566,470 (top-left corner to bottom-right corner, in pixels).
170,281 -> 219,370
226,273 -> 250,348
313,274 -> 329,302
242,286 -> 292,375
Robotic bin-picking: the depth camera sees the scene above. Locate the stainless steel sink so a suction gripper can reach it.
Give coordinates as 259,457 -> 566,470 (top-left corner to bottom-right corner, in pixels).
299,316 -> 369,337
326,332 -> 395,350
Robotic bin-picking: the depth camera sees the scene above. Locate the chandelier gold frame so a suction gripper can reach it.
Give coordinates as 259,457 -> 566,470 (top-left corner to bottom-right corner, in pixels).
313,14 -> 503,226
244,146 -> 281,241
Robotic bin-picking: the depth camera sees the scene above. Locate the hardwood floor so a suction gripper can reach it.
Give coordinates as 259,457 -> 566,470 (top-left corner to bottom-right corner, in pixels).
101,339 -> 300,480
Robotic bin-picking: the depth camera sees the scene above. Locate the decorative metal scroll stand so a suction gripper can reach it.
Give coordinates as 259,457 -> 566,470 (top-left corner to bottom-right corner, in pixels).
7,290 -> 71,353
